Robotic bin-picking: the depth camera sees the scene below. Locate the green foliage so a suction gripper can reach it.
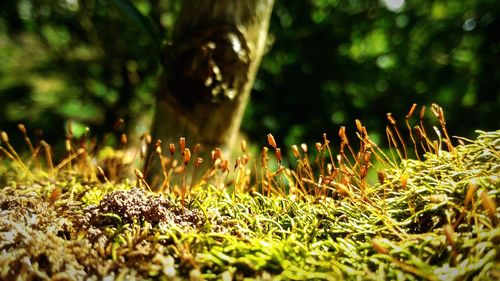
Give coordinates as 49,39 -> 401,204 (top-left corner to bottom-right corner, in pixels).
0,0 -> 498,148
108,0 -> 162,51
246,0 -> 500,147
0,0 -> 175,145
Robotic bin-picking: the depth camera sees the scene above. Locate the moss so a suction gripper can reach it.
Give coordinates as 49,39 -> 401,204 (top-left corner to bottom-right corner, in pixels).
0,116 -> 498,280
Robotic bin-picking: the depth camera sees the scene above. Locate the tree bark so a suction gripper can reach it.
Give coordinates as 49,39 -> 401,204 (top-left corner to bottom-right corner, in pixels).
151,0 -> 274,158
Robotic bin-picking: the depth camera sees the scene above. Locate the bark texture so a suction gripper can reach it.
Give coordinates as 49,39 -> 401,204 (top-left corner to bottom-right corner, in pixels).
151,0 -> 274,154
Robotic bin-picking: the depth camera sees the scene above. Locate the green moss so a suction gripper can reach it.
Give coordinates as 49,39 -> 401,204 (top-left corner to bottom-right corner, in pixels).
0,127 -> 498,280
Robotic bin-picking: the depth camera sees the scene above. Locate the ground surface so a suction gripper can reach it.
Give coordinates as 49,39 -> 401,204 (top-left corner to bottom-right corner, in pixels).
0,129 -> 499,280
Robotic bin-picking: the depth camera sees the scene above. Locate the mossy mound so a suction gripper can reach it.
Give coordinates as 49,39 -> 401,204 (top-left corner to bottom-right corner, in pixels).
0,130 -> 499,280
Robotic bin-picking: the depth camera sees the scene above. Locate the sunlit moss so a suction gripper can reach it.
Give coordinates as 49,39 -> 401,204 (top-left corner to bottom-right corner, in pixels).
0,110 -> 498,280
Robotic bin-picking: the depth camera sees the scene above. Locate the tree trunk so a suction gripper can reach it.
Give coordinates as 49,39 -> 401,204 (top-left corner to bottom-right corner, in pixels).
150,0 -> 274,159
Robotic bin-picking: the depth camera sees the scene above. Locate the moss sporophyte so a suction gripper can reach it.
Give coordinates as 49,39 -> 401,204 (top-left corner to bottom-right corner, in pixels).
0,104 -> 499,280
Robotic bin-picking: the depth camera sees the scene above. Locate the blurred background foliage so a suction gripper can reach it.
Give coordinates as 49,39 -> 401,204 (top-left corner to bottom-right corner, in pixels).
0,0 -> 499,150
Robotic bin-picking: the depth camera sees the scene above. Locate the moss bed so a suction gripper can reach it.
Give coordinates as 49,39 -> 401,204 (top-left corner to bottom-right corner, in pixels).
0,111 -> 499,280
